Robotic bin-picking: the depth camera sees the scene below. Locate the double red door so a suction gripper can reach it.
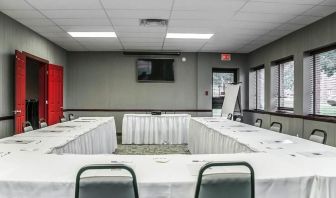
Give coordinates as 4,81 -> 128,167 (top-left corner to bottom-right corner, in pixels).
14,51 -> 63,133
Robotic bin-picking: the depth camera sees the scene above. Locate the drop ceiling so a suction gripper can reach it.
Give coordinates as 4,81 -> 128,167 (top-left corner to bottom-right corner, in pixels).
0,0 -> 335,52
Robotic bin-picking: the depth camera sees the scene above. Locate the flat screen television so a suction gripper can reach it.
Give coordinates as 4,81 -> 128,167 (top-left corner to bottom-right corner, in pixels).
136,59 -> 174,82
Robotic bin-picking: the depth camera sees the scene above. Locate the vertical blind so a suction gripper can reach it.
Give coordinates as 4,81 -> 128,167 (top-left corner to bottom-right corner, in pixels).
272,58 -> 294,111
309,47 -> 336,116
249,66 -> 264,110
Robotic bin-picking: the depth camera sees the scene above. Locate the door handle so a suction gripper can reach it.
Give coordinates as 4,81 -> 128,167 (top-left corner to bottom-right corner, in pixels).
13,110 -> 21,115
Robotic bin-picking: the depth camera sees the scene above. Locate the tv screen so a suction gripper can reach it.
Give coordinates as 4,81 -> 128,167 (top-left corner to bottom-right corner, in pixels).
137,59 -> 174,82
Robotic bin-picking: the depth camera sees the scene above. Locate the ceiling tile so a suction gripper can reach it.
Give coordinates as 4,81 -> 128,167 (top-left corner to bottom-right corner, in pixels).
169,19 -> 226,29
30,25 -> 64,33
0,0 -> 33,9
230,20 -> 281,30
303,5 -> 336,17
171,10 -> 235,20
52,18 -> 110,26
26,0 -> 102,10
276,23 -> 306,31
241,2 -> 314,14
288,15 -> 321,24
321,0 -> 336,6
233,12 -> 296,23
101,0 -> 173,10
118,32 -> 165,38
250,0 -> 324,4
41,10 -> 106,19
16,18 -> 55,26
39,32 -> 72,38
1,10 -> 44,19
173,0 -> 247,11
114,26 -> 166,33
106,9 -> 170,19
120,37 -> 164,43
124,46 -> 162,50
60,25 -> 114,32
123,42 -> 163,47
110,18 -> 139,26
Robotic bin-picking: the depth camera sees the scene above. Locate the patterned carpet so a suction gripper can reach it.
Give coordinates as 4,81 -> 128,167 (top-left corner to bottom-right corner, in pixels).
115,144 -> 191,155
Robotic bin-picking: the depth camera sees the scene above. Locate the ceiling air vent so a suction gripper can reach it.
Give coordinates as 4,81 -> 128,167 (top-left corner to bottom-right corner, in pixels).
140,19 -> 168,27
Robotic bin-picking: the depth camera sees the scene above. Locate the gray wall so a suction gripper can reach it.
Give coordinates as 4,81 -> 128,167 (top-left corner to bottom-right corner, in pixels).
66,52 -> 248,131
0,12 -> 67,138
245,12 -> 336,146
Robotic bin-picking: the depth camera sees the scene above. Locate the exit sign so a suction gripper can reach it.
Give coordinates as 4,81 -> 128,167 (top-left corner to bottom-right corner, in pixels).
221,53 -> 231,61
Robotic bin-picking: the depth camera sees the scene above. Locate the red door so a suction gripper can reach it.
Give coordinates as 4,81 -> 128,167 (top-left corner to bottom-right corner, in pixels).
47,64 -> 63,125
14,50 -> 26,134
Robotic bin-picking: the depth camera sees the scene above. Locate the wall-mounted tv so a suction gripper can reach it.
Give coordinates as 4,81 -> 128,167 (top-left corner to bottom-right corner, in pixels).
136,59 -> 174,82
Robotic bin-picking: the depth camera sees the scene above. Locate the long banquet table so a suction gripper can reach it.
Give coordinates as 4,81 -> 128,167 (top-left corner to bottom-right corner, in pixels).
0,117 -> 117,154
122,114 -> 190,144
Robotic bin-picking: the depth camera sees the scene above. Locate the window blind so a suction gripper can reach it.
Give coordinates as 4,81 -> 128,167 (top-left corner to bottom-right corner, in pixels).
272,57 -> 294,111
249,66 -> 264,110
309,48 -> 336,116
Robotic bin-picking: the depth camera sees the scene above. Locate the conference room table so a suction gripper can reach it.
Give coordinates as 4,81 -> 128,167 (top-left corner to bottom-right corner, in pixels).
0,117 -> 117,154
122,114 -> 190,144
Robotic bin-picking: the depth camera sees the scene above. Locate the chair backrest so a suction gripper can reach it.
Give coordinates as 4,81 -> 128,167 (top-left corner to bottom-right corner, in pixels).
39,118 -> 48,128
309,129 -> 327,144
60,116 -> 66,123
227,113 -> 233,120
75,164 -> 139,198
235,116 -> 243,122
69,113 -> 75,121
254,119 -> 262,128
23,121 -> 33,132
270,122 -> 282,133
195,162 -> 255,198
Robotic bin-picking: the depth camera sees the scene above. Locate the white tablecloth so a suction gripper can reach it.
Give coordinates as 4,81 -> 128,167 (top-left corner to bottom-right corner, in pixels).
122,114 -> 190,144
189,117 -> 336,156
0,117 -> 117,154
0,153 -> 319,198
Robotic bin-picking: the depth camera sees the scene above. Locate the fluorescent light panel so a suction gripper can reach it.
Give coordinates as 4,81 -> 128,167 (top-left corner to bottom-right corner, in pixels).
68,32 -> 117,38
166,33 -> 213,39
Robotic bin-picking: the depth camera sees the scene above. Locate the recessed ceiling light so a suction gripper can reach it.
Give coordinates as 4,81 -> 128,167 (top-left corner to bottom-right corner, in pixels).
166,33 -> 214,39
68,32 -> 117,38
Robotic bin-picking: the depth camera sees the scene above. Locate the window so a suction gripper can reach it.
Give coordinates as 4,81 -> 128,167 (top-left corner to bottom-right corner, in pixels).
249,66 -> 265,110
272,58 -> 294,111
309,47 -> 336,116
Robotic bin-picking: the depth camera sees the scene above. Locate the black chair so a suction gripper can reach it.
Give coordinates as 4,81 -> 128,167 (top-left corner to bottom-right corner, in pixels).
254,119 -> 262,128
75,164 -> 139,198
195,162 -> 255,198
60,115 -> 66,123
227,113 -> 233,120
39,118 -> 48,128
309,129 -> 327,144
270,122 -> 282,133
23,121 -> 33,132
69,113 -> 75,121
235,115 -> 243,122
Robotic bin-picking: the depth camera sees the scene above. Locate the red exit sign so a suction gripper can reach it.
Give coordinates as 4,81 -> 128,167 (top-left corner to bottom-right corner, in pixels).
221,53 -> 231,61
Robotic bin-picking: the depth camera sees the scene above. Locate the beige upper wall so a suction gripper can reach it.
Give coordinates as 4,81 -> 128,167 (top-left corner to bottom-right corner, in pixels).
247,12 -> 336,114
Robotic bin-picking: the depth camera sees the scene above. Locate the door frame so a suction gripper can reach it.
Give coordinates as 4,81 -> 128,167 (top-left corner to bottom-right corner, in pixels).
211,68 -> 238,111
14,50 -> 49,133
